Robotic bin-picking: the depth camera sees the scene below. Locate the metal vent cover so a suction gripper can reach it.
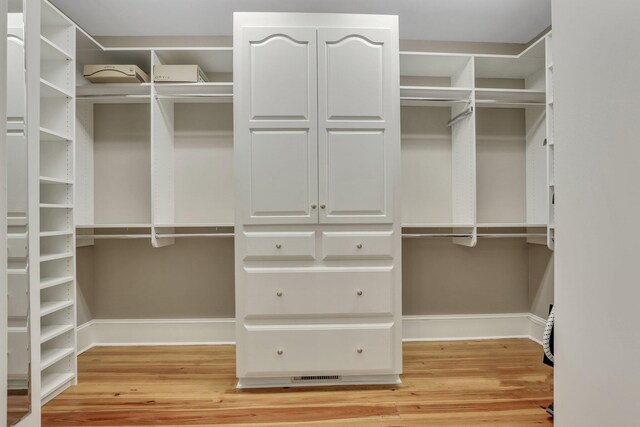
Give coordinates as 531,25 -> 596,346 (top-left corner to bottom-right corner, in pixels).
291,375 -> 341,382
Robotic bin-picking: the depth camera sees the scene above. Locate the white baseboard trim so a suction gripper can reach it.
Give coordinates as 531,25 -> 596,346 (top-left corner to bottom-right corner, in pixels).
76,313 -> 548,356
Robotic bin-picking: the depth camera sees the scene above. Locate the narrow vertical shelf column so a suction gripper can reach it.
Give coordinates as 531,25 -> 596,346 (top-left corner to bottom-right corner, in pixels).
38,0 -> 77,404
545,34 -> 555,250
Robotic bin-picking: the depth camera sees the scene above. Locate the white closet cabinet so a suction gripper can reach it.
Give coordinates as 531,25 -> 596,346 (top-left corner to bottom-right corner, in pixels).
234,13 -> 402,388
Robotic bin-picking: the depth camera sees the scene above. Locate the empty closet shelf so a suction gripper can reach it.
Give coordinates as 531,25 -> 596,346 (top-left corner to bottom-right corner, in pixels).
40,78 -> 73,99
40,324 -> 74,344
475,89 -> 546,106
76,83 -> 151,103
40,300 -> 74,317
40,127 -> 71,142
40,230 -> 74,237
41,372 -> 75,399
400,86 -> 472,103
154,82 -> 233,99
41,347 -> 74,371
40,203 -> 73,209
40,252 -> 73,262
477,223 -> 547,228
40,176 -> 72,185
40,276 -> 74,290
40,35 -> 72,61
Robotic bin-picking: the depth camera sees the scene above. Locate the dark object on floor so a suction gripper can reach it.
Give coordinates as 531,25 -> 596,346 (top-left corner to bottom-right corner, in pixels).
546,403 -> 554,417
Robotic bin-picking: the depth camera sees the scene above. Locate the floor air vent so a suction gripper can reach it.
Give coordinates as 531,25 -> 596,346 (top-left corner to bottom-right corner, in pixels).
292,375 -> 341,383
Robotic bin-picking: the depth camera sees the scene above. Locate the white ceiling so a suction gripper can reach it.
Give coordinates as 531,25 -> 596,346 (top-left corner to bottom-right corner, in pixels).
50,0 -> 551,44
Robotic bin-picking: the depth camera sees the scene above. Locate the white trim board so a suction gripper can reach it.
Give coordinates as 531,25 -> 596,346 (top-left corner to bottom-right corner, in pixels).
77,313 -> 547,355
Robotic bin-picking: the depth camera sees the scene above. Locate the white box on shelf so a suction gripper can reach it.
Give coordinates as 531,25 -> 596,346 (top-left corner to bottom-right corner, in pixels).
84,65 -> 150,83
153,65 -> 209,83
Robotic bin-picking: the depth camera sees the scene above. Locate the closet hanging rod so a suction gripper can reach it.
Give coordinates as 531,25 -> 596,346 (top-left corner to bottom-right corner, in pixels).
477,233 -> 548,238
155,233 -> 234,238
76,95 -> 151,99
475,100 -> 545,106
402,233 -> 472,238
76,234 -> 152,239
400,97 -> 470,103
447,105 -> 473,127
154,94 -> 233,99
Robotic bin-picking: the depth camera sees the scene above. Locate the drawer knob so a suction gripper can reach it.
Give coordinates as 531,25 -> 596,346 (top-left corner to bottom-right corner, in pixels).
357,290 -> 363,296
320,204 -> 326,209
275,244 -> 282,249
311,204 -> 317,209
356,243 -> 363,249
357,347 -> 363,354
277,349 -> 284,355
276,291 -> 283,297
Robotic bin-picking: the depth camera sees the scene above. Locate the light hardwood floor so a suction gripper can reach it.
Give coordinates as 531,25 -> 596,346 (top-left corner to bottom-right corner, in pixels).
42,339 -> 553,426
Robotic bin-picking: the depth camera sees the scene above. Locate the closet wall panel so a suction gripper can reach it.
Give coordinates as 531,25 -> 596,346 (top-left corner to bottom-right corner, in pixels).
89,239 -> 234,319
402,239 -> 530,315
93,104 -> 151,225
174,104 -> 233,224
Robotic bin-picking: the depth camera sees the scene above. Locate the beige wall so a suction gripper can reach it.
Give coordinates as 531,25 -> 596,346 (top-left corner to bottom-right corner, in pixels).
528,246 -> 554,319
76,238 -> 552,321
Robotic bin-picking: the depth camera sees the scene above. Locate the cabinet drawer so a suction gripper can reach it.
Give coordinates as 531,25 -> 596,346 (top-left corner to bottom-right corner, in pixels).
245,268 -> 394,317
244,232 -> 315,261
322,231 -> 394,260
242,324 -> 396,376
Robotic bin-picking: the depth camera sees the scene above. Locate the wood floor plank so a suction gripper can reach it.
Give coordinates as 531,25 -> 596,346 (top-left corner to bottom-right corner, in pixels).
42,339 -> 553,426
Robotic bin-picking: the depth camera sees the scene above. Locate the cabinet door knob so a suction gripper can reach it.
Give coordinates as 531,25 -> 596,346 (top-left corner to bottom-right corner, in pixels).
357,348 -> 363,354
276,291 -> 283,297
277,349 -> 284,355
311,204 -> 317,209
357,243 -> 363,249
275,244 -> 282,249
357,290 -> 363,296
320,204 -> 326,209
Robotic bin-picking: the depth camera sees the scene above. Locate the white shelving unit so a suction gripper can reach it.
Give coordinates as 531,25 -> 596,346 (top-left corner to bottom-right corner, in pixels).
38,0 -> 77,404
151,48 -> 234,247
398,35 -> 553,247
399,52 -> 477,246
545,34 -> 555,249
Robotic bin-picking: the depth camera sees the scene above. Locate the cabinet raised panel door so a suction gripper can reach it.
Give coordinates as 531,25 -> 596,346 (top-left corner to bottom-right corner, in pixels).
317,28 -> 397,224
236,27 -> 318,225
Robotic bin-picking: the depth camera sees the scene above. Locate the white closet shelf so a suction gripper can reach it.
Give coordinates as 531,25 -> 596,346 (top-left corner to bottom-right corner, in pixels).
76,223 -> 152,229
40,252 -> 73,263
475,88 -> 546,107
40,203 -> 73,209
41,35 -> 72,61
154,48 -> 233,74
41,372 -> 75,399
8,262 -> 29,275
77,83 -> 151,103
40,276 -> 74,290
40,127 -> 72,142
8,216 -> 28,226
40,78 -> 73,99
400,52 -> 472,77
40,176 -> 72,185
41,347 -> 75,371
8,319 -> 28,333
154,222 -> 234,228
40,324 -> 74,344
41,230 -> 73,237
40,300 -> 74,317
400,86 -> 472,106
8,231 -> 28,240
476,223 -> 547,228
154,82 -> 233,101
402,223 -> 474,228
